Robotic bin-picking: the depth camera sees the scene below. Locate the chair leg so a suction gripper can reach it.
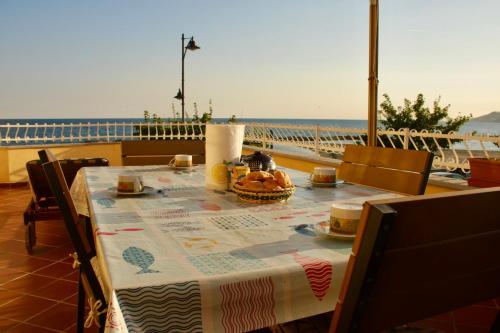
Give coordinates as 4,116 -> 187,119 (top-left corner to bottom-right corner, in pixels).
77,273 -> 85,333
25,221 -> 36,254
23,199 -> 35,225
24,200 -> 36,254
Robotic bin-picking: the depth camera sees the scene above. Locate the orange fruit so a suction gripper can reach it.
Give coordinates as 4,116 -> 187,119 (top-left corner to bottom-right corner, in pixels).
211,163 -> 228,184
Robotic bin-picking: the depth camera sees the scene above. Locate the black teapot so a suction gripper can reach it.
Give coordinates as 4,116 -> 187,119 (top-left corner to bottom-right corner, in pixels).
240,151 -> 275,172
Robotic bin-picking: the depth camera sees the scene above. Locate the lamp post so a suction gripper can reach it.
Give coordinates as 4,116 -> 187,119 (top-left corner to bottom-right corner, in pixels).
174,33 -> 200,122
367,0 -> 379,146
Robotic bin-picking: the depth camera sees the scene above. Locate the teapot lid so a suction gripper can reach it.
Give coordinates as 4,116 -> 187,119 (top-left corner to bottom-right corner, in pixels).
241,151 -> 272,163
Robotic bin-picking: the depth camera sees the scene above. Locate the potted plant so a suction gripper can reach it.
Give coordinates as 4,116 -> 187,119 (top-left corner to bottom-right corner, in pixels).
467,158 -> 500,187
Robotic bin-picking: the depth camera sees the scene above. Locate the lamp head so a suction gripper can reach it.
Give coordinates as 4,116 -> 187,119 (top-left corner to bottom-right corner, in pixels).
174,89 -> 183,100
186,37 -> 200,51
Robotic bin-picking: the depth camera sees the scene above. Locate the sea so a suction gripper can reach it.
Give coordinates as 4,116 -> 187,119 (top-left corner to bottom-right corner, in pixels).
1,117 -> 499,134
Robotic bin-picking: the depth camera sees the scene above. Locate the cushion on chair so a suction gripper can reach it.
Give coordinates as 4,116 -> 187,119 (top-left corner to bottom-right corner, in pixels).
90,256 -> 110,302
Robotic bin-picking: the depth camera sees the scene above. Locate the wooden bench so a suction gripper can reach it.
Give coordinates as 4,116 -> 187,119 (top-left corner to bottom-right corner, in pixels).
121,140 -> 205,166
331,187 -> 500,332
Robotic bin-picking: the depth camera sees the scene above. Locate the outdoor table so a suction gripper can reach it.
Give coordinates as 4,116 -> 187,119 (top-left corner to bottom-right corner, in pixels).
70,165 -> 399,333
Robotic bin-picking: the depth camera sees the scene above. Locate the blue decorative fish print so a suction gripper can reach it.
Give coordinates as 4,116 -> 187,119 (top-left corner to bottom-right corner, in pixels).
123,246 -> 159,274
96,198 -> 115,208
291,224 -> 316,237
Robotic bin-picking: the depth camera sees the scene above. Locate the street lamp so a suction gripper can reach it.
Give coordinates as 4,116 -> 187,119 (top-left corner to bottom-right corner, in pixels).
174,33 -> 200,122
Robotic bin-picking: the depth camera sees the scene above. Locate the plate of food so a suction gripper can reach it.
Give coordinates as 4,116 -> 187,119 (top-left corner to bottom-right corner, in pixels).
233,170 -> 295,204
313,221 -> 356,240
109,186 -> 156,196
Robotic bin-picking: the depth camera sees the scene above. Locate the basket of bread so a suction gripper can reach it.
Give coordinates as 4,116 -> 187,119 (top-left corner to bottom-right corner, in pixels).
233,170 -> 295,204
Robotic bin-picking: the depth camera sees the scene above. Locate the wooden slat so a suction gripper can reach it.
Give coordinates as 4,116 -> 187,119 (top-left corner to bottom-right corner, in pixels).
372,232 -> 500,296
368,187 -> 500,249
338,162 -> 424,195
342,145 -> 432,173
123,155 -> 205,166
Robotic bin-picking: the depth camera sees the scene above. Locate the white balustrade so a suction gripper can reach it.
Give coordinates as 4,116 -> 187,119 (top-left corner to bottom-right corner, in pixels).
1,121 -> 498,171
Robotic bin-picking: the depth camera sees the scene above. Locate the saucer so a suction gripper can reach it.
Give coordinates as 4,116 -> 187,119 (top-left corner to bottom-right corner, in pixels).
313,221 -> 356,240
110,186 -> 155,196
309,179 -> 345,187
167,164 -> 198,171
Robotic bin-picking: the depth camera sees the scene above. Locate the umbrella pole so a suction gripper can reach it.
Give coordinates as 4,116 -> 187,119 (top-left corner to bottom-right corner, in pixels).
368,0 -> 379,146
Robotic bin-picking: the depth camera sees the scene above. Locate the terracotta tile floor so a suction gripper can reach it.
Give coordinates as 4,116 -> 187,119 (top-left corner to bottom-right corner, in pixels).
0,185 -> 498,332
0,186 -> 98,333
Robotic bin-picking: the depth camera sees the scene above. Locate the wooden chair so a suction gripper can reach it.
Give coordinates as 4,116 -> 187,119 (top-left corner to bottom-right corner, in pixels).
275,187 -> 500,333
24,157 -> 109,253
121,139 -> 205,166
337,145 -> 433,195
39,149 -> 108,332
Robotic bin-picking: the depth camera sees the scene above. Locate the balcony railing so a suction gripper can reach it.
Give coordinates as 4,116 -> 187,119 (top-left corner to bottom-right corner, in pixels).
1,121 -> 498,172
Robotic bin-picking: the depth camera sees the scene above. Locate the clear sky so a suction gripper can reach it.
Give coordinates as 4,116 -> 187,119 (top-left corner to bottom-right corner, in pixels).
0,0 -> 499,120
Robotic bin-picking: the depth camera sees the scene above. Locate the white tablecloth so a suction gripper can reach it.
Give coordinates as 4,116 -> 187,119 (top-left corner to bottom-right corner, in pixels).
70,165 -> 398,333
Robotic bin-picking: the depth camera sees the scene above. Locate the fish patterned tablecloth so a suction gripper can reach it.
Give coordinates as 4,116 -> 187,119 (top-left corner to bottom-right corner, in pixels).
70,165 -> 399,333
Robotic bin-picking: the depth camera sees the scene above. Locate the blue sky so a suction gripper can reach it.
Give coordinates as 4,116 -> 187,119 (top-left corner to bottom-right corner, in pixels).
0,0 -> 499,119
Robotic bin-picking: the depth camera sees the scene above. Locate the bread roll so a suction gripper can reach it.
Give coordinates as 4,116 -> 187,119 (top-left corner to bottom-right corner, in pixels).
245,181 -> 265,191
274,170 -> 292,188
263,179 -> 283,191
239,176 -> 252,185
246,171 -> 273,181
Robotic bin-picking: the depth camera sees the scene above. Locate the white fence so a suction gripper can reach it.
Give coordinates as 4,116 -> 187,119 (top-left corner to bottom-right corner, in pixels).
1,121 -> 499,172
0,122 -> 207,143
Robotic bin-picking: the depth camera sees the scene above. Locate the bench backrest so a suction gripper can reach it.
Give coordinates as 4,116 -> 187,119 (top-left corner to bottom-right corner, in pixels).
338,145 -> 433,195
121,140 -> 205,166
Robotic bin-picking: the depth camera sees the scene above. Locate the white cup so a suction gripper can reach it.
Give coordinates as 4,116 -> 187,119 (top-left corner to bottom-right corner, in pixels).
117,174 -> 144,193
330,202 -> 363,234
174,154 -> 192,167
311,167 -> 336,183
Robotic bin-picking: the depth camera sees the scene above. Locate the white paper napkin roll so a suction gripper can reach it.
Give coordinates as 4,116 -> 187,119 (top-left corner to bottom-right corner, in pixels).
205,124 -> 246,191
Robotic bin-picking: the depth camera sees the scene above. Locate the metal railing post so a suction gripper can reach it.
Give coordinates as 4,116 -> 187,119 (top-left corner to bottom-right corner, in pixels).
315,125 -> 320,156
106,122 -> 110,142
262,126 -> 267,149
403,128 -> 410,150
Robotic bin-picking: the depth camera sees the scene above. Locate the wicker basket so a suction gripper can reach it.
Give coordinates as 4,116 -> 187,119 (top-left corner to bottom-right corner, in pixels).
233,183 -> 295,204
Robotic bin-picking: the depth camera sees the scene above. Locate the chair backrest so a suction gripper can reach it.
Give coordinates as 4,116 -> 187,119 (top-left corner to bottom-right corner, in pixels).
38,149 -> 57,164
121,139 -> 205,166
330,187 -> 500,333
26,160 -> 54,203
40,151 -> 107,308
27,157 -> 109,204
337,145 -> 433,195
